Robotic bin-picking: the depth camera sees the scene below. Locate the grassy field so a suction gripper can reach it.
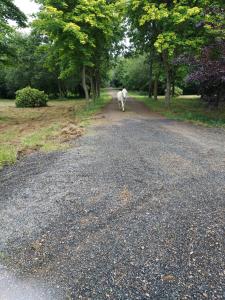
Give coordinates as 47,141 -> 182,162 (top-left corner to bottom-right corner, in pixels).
0,91 -> 111,168
131,92 -> 225,127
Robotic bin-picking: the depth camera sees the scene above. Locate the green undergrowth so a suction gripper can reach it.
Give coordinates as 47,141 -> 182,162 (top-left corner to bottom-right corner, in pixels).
0,145 -> 17,167
77,91 -> 111,125
131,92 -> 225,127
21,123 -> 67,152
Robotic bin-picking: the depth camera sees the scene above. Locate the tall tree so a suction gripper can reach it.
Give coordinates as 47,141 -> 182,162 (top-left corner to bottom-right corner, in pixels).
34,0 -> 123,100
0,0 -> 27,62
127,0 -> 219,105
2,32 -> 61,97
179,2 -> 225,107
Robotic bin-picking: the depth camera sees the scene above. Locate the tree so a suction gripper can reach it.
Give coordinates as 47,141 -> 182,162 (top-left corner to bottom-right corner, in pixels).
0,0 -> 26,26
1,32 -> 59,98
111,55 -> 150,91
186,41 -> 225,107
127,0 -> 218,105
34,0 -> 123,100
127,3 -> 159,98
181,3 -> 225,107
0,31 -> 88,98
0,0 -> 27,62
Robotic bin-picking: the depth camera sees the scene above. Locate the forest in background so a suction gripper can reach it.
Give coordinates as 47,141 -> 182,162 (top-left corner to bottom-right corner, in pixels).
0,0 -> 225,107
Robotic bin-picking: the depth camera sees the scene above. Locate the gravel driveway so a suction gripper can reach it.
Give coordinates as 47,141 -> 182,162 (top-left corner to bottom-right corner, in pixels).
1,92 -> 225,299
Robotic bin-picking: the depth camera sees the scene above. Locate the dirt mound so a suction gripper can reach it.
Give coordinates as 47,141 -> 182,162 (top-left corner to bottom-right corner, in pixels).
60,123 -> 84,142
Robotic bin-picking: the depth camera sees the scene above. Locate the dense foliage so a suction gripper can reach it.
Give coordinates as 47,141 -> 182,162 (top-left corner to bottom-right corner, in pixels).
0,32 -> 83,99
111,55 -> 190,98
15,87 -> 48,108
0,0 -> 26,63
126,0 -> 225,106
0,0 -> 225,109
186,41 -> 225,107
184,4 -> 225,107
111,56 -> 149,91
33,0 -> 124,100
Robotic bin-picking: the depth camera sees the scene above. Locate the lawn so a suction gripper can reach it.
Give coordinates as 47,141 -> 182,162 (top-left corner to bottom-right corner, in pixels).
0,91 -> 111,168
130,92 -> 225,127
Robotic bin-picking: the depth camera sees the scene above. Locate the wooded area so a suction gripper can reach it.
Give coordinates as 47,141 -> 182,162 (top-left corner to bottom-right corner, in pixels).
0,1 -> 225,105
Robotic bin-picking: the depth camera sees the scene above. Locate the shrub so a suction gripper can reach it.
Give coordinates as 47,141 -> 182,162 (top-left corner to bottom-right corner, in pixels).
15,87 -> 48,108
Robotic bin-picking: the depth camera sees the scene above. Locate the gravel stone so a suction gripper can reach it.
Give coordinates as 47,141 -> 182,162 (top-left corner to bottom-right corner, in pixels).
0,95 -> 225,299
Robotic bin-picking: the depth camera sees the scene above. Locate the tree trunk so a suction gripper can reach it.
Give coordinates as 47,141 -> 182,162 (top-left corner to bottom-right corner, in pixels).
215,87 -> 221,108
163,52 -> 171,106
96,69 -> 100,97
153,76 -> 158,101
97,81 -> 100,97
82,65 -> 89,100
58,79 -> 63,98
148,59 -> 153,98
91,76 -> 96,101
165,69 -> 171,106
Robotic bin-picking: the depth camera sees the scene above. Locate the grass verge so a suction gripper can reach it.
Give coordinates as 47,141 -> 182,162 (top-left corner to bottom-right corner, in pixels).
76,91 -> 111,125
0,91 -> 111,168
130,92 -> 225,127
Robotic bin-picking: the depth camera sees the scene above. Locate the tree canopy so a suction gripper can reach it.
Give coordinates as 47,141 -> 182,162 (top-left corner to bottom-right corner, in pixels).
33,0 -> 124,99
0,0 -> 225,107
127,0 -> 225,105
0,0 -> 27,26
0,0 -> 27,62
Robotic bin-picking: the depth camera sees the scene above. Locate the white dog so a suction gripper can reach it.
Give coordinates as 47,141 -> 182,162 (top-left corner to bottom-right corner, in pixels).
117,88 -> 128,112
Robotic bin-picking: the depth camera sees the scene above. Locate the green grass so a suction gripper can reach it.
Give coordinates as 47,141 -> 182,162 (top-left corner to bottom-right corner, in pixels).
76,91 -> 111,125
0,145 -> 17,167
0,91 -> 111,168
21,123 -> 66,152
0,99 -> 15,107
130,92 -> 225,127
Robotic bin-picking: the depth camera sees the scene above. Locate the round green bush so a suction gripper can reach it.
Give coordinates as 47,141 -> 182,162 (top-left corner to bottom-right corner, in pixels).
15,87 -> 48,108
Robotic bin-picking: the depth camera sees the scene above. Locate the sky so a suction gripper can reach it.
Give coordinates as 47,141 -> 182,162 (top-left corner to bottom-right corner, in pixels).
14,0 -> 40,18
12,0 -> 40,31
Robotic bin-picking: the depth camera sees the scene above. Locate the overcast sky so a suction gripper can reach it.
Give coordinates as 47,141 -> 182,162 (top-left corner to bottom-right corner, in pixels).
12,0 -> 40,32
14,0 -> 40,18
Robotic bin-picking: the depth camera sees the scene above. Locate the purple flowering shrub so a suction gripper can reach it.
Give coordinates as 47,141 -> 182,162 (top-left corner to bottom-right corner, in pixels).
185,41 -> 225,107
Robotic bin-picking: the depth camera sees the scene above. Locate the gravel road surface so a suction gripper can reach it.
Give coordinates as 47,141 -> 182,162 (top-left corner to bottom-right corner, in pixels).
1,92 -> 225,299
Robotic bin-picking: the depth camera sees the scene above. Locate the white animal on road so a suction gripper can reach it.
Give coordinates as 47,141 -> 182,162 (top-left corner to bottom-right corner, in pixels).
117,88 -> 128,112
